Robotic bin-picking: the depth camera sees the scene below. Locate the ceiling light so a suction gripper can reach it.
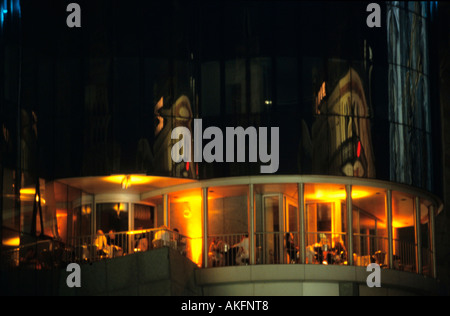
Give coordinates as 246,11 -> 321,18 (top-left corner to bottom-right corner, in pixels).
121,175 -> 131,189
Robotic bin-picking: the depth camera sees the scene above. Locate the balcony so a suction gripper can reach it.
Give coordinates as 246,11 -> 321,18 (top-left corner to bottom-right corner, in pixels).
1,229 -> 431,276
0,174 -> 441,295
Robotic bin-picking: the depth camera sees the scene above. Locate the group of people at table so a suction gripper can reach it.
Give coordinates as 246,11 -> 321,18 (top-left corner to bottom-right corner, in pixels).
90,226 -> 185,260
208,233 -> 347,266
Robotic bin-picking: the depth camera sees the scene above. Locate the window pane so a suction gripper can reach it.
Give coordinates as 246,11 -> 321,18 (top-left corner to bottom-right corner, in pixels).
2,168 -> 18,232
96,203 -> 129,234
304,183 -> 348,265
352,186 -> 388,267
392,191 -> 416,273
73,204 -> 92,237
134,204 -> 154,230
201,61 -> 221,117
207,185 -> 248,267
145,195 -> 163,227
225,59 -> 246,115
250,57 -> 272,113
420,199 -> 432,276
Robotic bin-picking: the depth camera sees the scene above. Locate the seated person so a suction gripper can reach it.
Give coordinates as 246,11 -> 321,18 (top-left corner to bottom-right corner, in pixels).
152,225 -> 171,248
306,244 -> 316,264
134,234 -> 149,252
94,230 -> 110,258
307,242 -> 324,264
330,236 -> 346,264
319,235 -> 330,264
107,230 -> 123,257
209,238 -> 222,267
173,228 -> 187,256
232,234 -> 249,265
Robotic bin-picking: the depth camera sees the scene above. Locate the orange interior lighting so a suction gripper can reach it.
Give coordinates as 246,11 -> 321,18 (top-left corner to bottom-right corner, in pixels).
173,195 -> 213,204
20,187 -> 46,204
172,194 -> 203,266
56,210 -> 67,218
3,237 -> 20,247
127,229 -> 151,235
103,175 -> 155,186
113,203 -> 127,212
20,188 -> 35,195
183,209 -> 192,219
305,188 -> 370,201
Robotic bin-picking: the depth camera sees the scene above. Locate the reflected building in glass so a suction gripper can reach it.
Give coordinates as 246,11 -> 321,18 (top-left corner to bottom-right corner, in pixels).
0,0 -> 447,296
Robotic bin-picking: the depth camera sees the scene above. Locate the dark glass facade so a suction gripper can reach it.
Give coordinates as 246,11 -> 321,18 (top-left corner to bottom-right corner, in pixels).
0,0 -> 439,186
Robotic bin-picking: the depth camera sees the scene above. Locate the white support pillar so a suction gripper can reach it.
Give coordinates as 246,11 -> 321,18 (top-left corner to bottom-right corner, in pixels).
430,204 -> 436,279
346,185 -> 353,266
163,194 -> 169,227
202,187 -> 209,268
249,184 -> 255,265
386,190 -> 393,269
415,196 -> 422,274
298,183 -> 305,264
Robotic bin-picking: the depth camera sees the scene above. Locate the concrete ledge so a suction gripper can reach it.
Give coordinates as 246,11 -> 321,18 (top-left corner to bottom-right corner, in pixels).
1,247 -> 201,296
195,264 -> 440,296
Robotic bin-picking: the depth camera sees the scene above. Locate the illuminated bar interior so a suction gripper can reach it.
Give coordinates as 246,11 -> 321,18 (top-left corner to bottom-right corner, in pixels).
2,174 -> 437,277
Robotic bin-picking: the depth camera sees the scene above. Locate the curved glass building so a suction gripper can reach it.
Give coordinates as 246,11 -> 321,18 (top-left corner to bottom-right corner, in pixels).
0,0 -> 446,296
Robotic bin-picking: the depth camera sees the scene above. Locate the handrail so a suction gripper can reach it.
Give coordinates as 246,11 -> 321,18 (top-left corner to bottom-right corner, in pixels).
68,228 -> 190,263
1,229 -> 432,278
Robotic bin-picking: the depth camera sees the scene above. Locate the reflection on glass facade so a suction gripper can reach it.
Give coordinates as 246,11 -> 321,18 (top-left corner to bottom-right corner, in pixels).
310,66 -> 376,178
0,0 -> 439,187
387,1 -> 433,191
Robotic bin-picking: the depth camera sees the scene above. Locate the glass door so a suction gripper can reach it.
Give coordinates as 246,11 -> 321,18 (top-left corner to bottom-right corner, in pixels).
262,194 -> 283,264
285,196 -> 298,263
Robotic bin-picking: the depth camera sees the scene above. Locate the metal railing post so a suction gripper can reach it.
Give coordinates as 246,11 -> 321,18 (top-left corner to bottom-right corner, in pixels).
430,204 -> 436,278
163,194 -> 169,227
346,185 -> 353,266
386,190 -> 393,269
298,183 -> 305,264
415,196 -> 422,274
249,184 -> 255,265
202,187 -> 209,268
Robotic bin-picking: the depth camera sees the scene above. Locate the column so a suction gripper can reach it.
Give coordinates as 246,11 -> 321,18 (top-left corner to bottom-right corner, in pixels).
163,194 -> 169,227
430,204 -> 436,278
386,190 -> 393,269
249,184 -> 255,265
346,185 -> 353,266
298,183 -> 305,264
415,196 -> 422,274
202,187 -> 209,268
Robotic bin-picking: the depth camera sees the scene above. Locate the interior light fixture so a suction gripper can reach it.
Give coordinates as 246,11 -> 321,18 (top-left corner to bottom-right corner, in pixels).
183,209 -> 192,219
121,175 -> 131,189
